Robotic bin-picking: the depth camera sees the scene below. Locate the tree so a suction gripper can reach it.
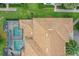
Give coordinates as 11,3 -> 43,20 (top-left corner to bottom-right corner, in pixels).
62,3 -> 78,9
74,22 -> 79,30
66,40 -> 79,56
0,37 -> 4,55
0,3 -> 6,8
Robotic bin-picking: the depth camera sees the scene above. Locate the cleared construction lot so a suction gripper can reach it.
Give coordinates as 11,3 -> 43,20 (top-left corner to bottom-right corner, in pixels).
19,18 -> 73,56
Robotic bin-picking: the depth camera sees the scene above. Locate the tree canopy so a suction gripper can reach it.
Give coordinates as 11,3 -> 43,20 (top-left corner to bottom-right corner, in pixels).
61,3 -> 79,9
66,40 -> 79,55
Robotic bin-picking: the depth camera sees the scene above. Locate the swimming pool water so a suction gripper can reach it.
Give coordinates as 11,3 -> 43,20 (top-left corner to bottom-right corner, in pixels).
13,27 -> 22,36
14,40 -> 23,51
13,26 -> 23,51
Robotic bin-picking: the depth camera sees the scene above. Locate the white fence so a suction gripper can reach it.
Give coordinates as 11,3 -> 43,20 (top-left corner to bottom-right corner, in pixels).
54,4 -> 79,12
54,8 -> 79,12
0,8 -> 16,11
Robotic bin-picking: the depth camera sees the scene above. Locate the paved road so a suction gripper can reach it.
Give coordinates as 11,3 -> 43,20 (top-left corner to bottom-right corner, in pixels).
74,30 -> 79,43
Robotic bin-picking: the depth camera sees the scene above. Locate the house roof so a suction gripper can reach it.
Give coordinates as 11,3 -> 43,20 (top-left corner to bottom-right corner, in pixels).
20,18 -> 73,56
33,18 -> 73,42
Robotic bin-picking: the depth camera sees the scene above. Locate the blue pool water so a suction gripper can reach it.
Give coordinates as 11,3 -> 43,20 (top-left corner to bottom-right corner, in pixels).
13,26 -> 23,51
13,27 -> 22,36
14,40 -> 23,51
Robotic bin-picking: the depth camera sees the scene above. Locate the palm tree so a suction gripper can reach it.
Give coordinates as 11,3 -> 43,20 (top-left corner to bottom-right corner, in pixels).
66,40 -> 79,56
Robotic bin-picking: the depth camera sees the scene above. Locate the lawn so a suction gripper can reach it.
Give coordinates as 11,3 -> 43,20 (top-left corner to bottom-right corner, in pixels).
0,4 -> 32,19
27,3 -> 74,18
0,3 -> 78,19
0,17 -> 6,55
0,37 -> 6,56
